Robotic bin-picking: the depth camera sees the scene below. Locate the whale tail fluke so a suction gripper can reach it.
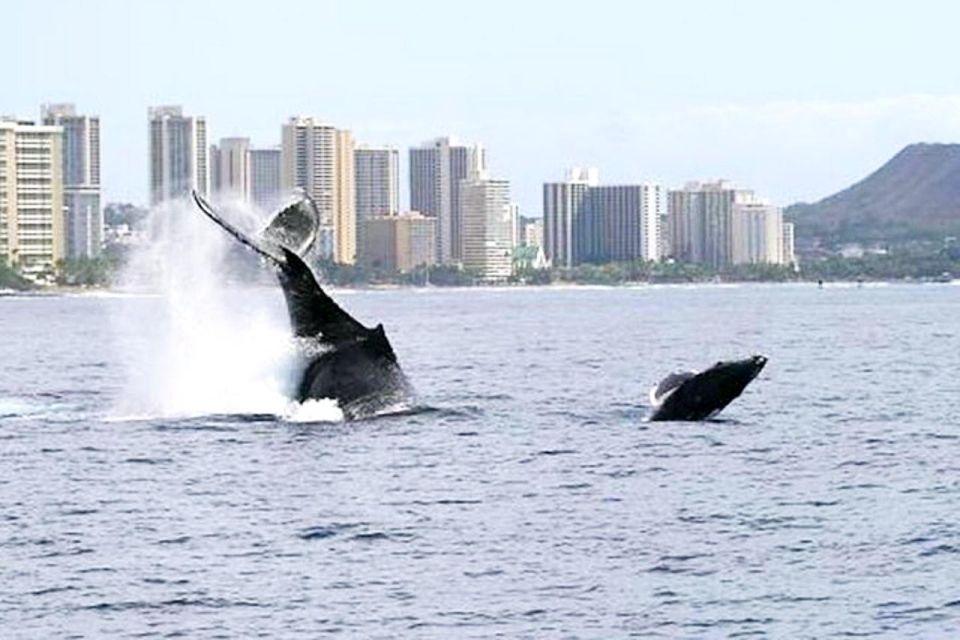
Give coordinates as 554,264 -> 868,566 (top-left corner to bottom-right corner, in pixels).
191,191 -> 380,349
191,190 -> 321,266
191,191 -> 285,266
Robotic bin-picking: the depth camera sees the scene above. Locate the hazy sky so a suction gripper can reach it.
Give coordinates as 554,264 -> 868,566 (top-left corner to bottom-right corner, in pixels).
6,0 -> 960,213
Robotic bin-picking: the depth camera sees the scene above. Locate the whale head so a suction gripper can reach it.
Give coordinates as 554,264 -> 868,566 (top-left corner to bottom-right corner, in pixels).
700,354 -> 767,398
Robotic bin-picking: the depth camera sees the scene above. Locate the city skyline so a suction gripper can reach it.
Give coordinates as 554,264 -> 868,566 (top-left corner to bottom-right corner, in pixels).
0,102 -> 795,280
6,1 -> 960,213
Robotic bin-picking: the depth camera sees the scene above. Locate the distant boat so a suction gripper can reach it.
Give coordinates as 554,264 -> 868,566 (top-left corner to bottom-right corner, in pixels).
933,271 -> 953,283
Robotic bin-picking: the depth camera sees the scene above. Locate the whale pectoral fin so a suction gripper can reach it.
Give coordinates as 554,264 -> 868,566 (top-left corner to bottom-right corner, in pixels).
650,370 -> 696,406
278,247 -> 369,343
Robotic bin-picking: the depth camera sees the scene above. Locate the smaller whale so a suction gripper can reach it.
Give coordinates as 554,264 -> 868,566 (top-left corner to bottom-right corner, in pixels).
649,355 -> 767,421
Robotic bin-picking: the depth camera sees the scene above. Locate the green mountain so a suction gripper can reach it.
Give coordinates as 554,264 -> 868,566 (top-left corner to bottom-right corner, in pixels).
786,143 -> 960,243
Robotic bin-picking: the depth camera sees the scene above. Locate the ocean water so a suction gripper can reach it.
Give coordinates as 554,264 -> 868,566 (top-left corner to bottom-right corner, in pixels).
1,283 -> 959,638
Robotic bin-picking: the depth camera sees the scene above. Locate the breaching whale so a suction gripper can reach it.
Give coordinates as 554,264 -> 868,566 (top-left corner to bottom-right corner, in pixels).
648,355 -> 767,421
192,191 -> 413,420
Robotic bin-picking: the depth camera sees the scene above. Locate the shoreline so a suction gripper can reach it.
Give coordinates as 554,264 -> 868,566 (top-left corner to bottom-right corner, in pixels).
3,277 -> 956,298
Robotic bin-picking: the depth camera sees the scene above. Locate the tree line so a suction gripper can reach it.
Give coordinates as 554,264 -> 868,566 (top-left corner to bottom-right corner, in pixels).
2,246 -> 958,290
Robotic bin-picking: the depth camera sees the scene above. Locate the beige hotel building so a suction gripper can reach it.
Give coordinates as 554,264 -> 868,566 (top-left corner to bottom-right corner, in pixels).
0,119 -> 65,280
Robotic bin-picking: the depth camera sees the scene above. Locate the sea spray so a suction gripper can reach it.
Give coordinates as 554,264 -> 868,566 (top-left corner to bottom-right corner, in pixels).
284,398 -> 345,423
110,198 -> 318,419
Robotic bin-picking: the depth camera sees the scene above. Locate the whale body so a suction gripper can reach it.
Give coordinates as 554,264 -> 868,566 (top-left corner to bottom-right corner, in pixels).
649,355 -> 766,421
192,192 -> 413,419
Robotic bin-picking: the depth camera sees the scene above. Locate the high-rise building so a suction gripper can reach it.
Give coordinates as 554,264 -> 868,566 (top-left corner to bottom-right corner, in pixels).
731,202 -> 784,264
460,172 -> 513,281
668,181 -> 791,267
248,147 -> 282,212
509,203 -> 521,250
0,119 -> 65,279
542,168 -> 598,268
409,136 -> 485,264
354,145 -> 399,262
334,129 -> 355,264
148,106 -> 208,206
543,170 -> 660,266
41,104 -> 101,259
355,146 -> 399,217
642,184 -> 665,261
782,222 -> 796,267
659,210 -> 671,260
281,117 -> 355,263
209,137 -> 250,199
364,212 -> 436,272
667,180 -> 757,268
577,184 -> 662,264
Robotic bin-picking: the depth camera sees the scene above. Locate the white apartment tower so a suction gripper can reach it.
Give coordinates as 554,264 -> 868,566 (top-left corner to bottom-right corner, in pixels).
41,104 -> 101,259
782,222 -> 796,267
281,117 -> 356,263
354,145 -> 399,262
509,203 -> 521,251
640,183 -> 664,261
731,202 -> 784,264
668,180 -> 757,267
460,172 -> 514,281
409,136 -> 486,264
148,106 -> 208,206
669,180 -> 790,267
0,119 -> 65,278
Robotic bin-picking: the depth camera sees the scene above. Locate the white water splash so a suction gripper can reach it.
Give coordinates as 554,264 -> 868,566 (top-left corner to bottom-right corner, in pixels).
111,198 -> 299,419
283,398 -> 345,423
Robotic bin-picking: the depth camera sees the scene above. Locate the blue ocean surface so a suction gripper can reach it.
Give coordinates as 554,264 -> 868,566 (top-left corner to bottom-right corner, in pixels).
1,283 -> 959,638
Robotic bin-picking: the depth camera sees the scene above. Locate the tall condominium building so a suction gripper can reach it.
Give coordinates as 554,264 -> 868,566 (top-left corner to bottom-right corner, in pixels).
667,180 -> 758,268
460,172 -> 513,281
281,117 -> 355,263
364,212 -> 436,272
544,170 -> 660,266
209,137 -> 250,199
577,184 -> 662,264
409,136 -> 486,264
148,106 -> 208,206
248,146 -> 282,212
354,145 -> 399,262
41,104 -> 101,259
731,202 -> 784,264
542,167 -> 599,268
782,222 -> 796,266
659,211 -> 671,260
0,119 -> 65,278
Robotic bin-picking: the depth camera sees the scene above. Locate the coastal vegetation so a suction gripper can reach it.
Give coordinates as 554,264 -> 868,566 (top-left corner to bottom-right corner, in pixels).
0,261 -> 34,291
2,244 -> 957,291
55,256 -> 117,287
